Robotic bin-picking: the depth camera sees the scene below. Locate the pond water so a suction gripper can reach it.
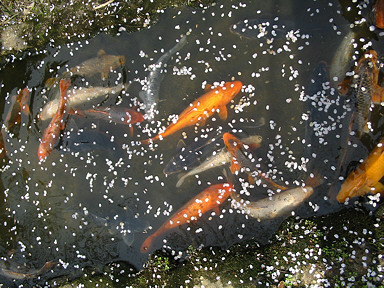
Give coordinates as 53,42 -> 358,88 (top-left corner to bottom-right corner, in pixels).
0,0 -> 383,285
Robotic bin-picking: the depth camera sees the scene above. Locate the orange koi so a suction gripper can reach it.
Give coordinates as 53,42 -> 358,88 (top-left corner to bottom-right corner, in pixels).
83,107 -> 145,135
336,136 -> 384,203
223,132 -> 288,190
140,183 -> 234,252
374,0 -> 384,29
141,81 -> 242,144
4,87 -> 30,130
38,79 -> 71,161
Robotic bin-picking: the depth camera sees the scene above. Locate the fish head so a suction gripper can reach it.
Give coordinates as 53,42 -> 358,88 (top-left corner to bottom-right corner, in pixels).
221,81 -> 242,101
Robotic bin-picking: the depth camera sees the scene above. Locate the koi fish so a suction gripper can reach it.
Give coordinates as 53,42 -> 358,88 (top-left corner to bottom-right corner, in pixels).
223,132 -> 287,190
164,132 -> 225,176
4,87 -> 30,130
141,81 -> 242,144
40,83 -> 126,121
373,0 -> 384,29
339,50 -> 384,137
140,183 -> 234,252
336,136 -> 384,203
38,79 -> 71,161
164,118 -> 265,175
82,106 -> 145,135
45,49 -> 126,87
0,261 -> 57,280
352,51 -> 376,137
329,30 -> 356,84
176,134 -> 263,187
139,36 -> 187,120
231,173 -> 321,220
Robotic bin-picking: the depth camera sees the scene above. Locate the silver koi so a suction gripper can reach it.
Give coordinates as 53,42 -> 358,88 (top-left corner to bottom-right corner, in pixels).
40,83 -> 126,120
139,36 -> 187,120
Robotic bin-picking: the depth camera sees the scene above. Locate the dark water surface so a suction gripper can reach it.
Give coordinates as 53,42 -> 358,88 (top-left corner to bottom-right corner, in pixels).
0,0 -> 383,284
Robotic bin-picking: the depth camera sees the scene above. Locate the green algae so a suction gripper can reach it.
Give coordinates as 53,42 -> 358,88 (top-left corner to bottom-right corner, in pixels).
0,0 -> 215,65
49,206 -> 384,287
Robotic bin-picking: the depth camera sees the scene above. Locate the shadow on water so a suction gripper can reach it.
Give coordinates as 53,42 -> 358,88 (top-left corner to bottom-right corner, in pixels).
0,0 -> 383,284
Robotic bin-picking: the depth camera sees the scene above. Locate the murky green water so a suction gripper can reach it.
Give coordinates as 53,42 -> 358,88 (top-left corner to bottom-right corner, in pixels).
0,0 -> 383,285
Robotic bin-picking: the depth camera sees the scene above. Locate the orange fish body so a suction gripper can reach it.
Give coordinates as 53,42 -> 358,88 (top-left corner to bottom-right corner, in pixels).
141,81 -> 242,144
4,87 -> 30,130
140,183 -> 234,252
38,79 -> 71,161
337,136 -> 384,202
374,0 -> 384,29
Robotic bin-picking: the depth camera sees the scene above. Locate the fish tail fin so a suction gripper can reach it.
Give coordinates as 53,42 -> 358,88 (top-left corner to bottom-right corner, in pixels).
121,231 -> 135,247
141,136 -> 158,145
140,233 -> 157,253
140,138 -> 151,145
129,125 -> 134,136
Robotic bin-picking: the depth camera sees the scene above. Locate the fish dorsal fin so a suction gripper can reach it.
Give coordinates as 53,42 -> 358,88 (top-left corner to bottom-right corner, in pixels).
98,49 -> 107,57
176,139 -> 186,151
204,84 -> 213,92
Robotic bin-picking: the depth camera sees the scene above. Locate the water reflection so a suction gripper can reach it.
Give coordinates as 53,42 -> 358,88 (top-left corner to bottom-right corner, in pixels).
0,0 -> 383,284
